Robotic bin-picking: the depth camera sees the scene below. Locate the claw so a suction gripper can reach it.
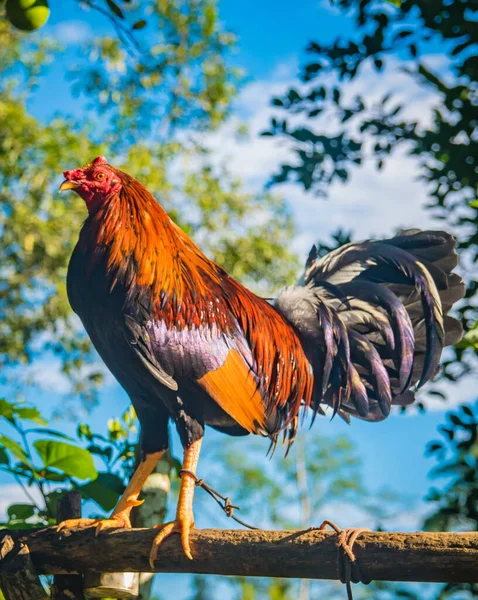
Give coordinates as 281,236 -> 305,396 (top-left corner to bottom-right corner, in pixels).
129,498 -> 144,508
57,512 -> 132,536
56,518 -> 97,532
149,518 -> 194,568
94,514 -> 131,535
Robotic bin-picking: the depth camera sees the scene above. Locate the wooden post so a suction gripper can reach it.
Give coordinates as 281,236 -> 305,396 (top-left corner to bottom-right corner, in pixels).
0,535 -> 49,600
5,527 -> 478,583
51,491 -> 84,600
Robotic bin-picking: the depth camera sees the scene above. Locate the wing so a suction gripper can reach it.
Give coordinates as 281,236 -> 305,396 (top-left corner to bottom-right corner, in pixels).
124,281 -> 313,439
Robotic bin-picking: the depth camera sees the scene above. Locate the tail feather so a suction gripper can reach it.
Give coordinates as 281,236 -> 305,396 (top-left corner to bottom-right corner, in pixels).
274,229 -> 465,424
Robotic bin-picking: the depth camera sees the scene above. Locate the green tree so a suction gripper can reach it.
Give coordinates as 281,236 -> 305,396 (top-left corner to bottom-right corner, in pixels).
420,404 -> 478,598
0,6 -> 298,412
0,398 -> 141,531
263,0 -> 477,388
357,403 -> 478,600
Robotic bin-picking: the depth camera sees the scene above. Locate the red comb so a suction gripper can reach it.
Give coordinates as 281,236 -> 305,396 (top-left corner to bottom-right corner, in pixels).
92,156 -> 108,165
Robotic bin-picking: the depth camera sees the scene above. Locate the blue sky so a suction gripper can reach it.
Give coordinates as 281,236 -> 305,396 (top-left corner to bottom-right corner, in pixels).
1,1 -> 476,597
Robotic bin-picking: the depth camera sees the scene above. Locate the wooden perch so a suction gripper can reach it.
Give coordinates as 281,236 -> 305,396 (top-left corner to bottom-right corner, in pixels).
2,527 -> 478,584
0,535 -> 49,600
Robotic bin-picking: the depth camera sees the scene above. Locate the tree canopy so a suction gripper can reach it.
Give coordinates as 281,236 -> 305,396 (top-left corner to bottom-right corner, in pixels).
263,0 -> 477,391
0,5 -> 298,410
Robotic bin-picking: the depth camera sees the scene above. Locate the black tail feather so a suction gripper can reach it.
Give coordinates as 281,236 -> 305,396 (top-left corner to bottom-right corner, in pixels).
275,229 -> 465,425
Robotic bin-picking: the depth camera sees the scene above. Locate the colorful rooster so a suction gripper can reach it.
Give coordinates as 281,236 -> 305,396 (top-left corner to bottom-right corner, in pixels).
58,156 -> 464,566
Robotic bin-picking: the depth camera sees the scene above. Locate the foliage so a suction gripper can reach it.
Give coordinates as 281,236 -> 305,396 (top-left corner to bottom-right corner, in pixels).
0,8 -> 300,597
0,397 -> 141,529
262,0 -> 477,388
67,0 -> 240,138
258,2 -> 478,597
424,404 -> 478,533
422,403 -> 478,597
362,403 -> 478,600
0,396 -> 378,599
264,0 -> 475,195
3,0 -> 239,133
0,9 -> 298,412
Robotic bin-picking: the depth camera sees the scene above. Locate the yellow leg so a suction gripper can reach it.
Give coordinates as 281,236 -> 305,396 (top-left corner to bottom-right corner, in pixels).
149,438 -> 202,567
57,451 -> 164,533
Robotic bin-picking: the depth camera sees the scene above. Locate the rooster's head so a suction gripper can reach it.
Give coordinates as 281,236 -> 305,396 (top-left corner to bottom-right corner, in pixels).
59,156 -> 122,213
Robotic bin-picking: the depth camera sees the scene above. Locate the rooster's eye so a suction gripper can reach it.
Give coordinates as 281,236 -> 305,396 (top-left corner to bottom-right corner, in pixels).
95,172 -> 106,181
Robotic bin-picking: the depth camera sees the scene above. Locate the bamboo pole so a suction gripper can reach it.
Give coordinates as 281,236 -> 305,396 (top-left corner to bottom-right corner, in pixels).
2,527 -> 478,584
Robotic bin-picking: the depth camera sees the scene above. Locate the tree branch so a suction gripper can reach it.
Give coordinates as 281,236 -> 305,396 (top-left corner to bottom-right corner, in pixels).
2,528 -> 478,583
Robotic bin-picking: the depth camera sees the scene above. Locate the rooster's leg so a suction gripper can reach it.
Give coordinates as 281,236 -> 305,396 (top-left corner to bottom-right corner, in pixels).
149,438 -> 202,567
57,451 -> 164,533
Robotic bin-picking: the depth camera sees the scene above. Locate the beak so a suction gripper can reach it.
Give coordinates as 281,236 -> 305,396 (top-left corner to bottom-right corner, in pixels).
59,180 -> 80,192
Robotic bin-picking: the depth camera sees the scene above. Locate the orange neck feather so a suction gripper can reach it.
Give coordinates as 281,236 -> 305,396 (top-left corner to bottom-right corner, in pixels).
81,174 -> 231,328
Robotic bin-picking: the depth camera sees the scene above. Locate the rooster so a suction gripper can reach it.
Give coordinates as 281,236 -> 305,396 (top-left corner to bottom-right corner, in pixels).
58,156 -> 464,566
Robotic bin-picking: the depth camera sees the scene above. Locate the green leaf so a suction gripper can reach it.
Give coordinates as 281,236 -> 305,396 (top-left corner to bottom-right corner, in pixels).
77,423 -> 93,441
0,435 -> 29,464
34,440 -> 98,481
106,0 -> 124,19
87,444 -> 113,462
7,504 -> 35,521
44,490 -> 64,519
0,448 -> 8,465
0,399 -> 15,421
132,19 -> 147,30
385,0 -> 401,5
79,472 -> 125,511
14,407 -> 47,425
0,401 -> 46,425
42,468 -> 68,482
0,521 -> 40,530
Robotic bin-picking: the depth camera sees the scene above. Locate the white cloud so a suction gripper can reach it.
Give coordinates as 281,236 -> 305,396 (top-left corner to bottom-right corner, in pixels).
197,56 -> 473,413
317,498 -> 427,531
197,61 -> 299,188
54,21 -> 93,46
281,149 -> 442,258
0,483 -> 43,521
194,55 -> 447,262
416,373 -> 478,413
200,56 -> 443,247
24,355 -> 115,395
317,0 -> 342,15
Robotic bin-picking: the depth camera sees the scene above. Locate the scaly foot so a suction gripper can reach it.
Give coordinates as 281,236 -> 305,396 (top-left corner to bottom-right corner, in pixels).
56,502 -> 142,536
149,517 -> 195,567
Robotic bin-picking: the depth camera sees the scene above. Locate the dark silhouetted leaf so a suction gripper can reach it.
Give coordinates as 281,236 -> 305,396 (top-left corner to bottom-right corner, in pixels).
106,0 -> 124,19
80,472 -> 125,511
132,19 -> 147,30
7,504 -> 35,521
